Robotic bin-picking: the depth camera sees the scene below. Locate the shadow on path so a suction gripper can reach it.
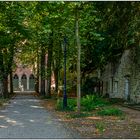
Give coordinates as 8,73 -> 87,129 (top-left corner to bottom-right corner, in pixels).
0,93 -> 79,138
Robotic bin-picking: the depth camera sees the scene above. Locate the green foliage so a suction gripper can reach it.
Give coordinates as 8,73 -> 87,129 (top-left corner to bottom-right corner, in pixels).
81,95 -> 110,111
56,95 -> 111,111
0,1 -> 139,99
81,77 -> 97,95
97,107 -> 124,116
56,98 -> 77,111
96,122 -> 105,133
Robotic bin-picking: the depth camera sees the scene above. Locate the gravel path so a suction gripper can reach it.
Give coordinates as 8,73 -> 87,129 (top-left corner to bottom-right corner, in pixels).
0,93 -> 79,138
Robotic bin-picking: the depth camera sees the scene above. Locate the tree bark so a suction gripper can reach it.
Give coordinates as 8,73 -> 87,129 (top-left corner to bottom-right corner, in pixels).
35,48 -> 39,93
9,70 -> 13,94
52,41 -> 62,95
46,32 -> 53,98
40,46 -> 46,96
3,74 -> 9,98
54,69 -> 58,94
0,52 -> 4,97
75,6 -> 81,113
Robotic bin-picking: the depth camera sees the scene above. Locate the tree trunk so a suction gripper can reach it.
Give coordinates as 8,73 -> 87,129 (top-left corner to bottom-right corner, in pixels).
52,41 -> 62,95
75,6 -> 81,113
0,51 -> 4,97
3,74 -> 9,98
0,79 -> 3,97
10,70 -> 13,94
54,69 -> 58,94
35,49 -> 39,93
46,33 -> 53,98
40,46 -> 46,96
46,49 -> 53,98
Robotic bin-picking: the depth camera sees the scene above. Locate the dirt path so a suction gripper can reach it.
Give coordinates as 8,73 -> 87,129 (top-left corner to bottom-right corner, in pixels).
41,99 -> 140,139
117,106 -> 140,124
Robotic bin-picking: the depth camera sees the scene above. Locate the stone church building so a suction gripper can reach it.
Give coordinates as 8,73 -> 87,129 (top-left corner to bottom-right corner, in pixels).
13,65 -> 35,91
100,46 -> 140,103
12,64 -> 55,93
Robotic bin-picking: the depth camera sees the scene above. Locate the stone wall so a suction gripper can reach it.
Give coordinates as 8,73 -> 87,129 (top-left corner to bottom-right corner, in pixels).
101,47 -> 140,103
130,47 -> 140,103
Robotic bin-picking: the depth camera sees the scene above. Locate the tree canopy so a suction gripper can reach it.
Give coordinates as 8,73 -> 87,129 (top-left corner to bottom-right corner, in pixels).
0,1 -> 140,98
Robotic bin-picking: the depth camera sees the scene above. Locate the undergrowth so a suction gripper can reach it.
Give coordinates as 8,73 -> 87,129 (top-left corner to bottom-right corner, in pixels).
97,107 -> 124,116
56,95 -> 124,118
56,95 -> 111,111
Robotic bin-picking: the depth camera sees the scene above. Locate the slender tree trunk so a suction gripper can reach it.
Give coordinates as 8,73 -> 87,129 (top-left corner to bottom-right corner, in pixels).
53,41 -> 62,95
40,46 -> 46,96
35,49 -> 39,93
10,70 -> 13,94
46,47 -> 53,98
0,50 -> 4,97
46,33 -> 53,98
54,69 -> 58,94
76,6 -> 81,113
3,74 -> 9,98
0,79 -> 3,97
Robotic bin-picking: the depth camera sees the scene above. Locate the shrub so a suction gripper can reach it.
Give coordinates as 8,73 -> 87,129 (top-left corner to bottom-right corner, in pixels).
56,98 -> 76,111
81,95 -> 110,111
56,95 -> 111,112
97,108 -> 124,116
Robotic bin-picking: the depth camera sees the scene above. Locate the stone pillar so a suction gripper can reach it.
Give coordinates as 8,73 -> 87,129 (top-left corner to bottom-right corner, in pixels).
19,76 -> 21,87
19,76 -> 21,91
27,76 -> 29,90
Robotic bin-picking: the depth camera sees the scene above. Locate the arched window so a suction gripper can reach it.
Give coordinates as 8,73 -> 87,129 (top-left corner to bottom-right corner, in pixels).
13,74 -> 19,91
29,74 -> 34,79
13,74 -> 18,79
29,74 -> 35,91
22,74 -> 27,79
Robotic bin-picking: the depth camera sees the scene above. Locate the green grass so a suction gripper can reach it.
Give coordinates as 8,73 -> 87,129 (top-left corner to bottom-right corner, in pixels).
97,107 -> 124,116
96,122 -> 106,133
56,95 -> 112,111
81,95 -> 111,111
56,98 -> 76,111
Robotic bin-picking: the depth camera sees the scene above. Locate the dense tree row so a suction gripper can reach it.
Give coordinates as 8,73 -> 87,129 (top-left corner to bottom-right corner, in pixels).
0,2 -> 140,99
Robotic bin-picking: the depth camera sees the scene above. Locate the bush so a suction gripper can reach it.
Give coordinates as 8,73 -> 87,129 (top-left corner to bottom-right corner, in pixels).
56,98 -> 76,111
97,108 -> 124,116
81,95 -> 110,111
56,95 -> 111,112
